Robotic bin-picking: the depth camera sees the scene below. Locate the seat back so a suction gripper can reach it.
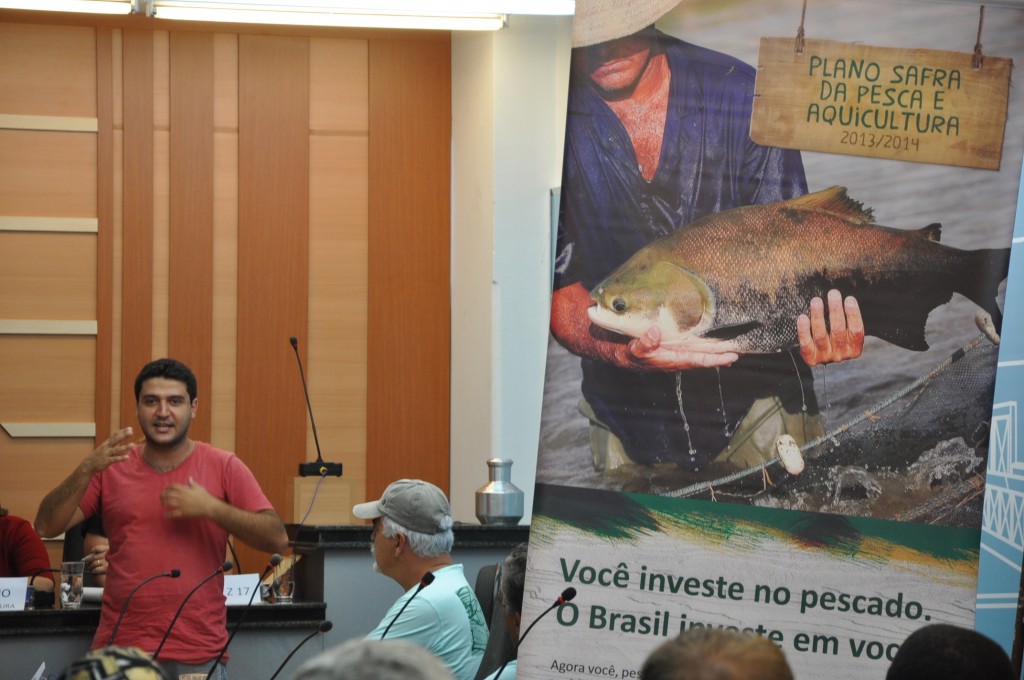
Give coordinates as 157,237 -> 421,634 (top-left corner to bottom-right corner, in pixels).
473,563 -> 517,680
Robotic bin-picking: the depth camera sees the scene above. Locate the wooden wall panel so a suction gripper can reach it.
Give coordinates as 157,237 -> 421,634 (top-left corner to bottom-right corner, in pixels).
96,26 -> 114,441
120,29 -> 154,424
237,34 -> 310,568
0,130 -> 96,217
367,38 -> 452,497
0,337 -> 95,420
308,37 -> 369,522
211,33 -> 239,454
0,22 -> 95,117
0,16 -> 453,560
169,31 -> 215,444
0,233 -> 95,318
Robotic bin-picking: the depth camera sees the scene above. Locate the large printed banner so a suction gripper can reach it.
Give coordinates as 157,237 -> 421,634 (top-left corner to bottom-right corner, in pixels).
529,1 -> 1024,678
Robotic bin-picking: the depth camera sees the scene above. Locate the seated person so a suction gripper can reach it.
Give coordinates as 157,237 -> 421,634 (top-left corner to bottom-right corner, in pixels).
292,638 -> 454,680
886,623 -> 1014,680
0,503 -> 54,592
483,542 -> 527,680
60,646 -> 171,680
354,479 -> 488,680
641,628 -> 793,680
81,515 -> 109,586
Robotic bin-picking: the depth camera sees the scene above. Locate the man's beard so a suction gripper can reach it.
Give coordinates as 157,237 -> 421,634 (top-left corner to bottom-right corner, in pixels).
371,544 -> 380,573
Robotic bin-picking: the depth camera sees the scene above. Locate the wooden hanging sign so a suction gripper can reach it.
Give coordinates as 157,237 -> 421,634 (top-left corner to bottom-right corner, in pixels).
751,37 -> 1012,169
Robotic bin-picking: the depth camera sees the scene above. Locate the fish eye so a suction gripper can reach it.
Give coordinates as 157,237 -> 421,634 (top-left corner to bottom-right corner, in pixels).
612,297 -> 627,313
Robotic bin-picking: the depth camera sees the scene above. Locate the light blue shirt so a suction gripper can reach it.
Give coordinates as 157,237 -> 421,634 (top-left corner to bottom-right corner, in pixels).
367,564 -> 488,680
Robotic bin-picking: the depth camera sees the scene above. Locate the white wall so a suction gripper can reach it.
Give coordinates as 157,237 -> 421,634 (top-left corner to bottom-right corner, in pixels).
450,15 -> 572,524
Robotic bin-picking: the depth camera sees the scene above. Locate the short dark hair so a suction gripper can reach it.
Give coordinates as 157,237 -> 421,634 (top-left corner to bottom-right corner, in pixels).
134,358 -> 197,402
499,542 -> 528,616
886,624 -> 1014,680
641,629 -> 793,680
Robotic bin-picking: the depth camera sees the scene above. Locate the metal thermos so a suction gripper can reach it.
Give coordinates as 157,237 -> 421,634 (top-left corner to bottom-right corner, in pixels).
475,458 -> 524,525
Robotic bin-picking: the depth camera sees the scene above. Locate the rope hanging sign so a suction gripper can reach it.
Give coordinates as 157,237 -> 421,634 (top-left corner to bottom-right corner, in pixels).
751,3 -> 1012,170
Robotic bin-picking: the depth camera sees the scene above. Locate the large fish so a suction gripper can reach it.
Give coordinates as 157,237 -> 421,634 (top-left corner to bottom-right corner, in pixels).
588,186 -> 1008,354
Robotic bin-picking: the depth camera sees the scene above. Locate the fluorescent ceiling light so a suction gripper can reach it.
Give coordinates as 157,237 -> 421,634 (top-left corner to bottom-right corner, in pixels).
0,0 -> 131,13
150,1 -> 513,30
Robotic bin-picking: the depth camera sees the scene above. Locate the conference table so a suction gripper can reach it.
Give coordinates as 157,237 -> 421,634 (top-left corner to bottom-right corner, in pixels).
1,523 -> 527,679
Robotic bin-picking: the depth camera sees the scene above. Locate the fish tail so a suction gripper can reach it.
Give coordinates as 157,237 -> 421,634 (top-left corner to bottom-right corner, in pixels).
957,247 -> 1010,331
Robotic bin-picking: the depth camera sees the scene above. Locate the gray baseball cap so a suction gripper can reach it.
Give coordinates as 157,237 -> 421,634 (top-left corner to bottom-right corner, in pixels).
353,479 -> 451,535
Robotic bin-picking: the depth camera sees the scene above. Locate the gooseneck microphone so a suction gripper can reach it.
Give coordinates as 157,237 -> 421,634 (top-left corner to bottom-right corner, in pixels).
153,561 -> 233,660
380,572 -> 435,639
205,554 -> 282,679
27,567 -> 60,586
107,569 -> 181,646
493,587 -> 577,680
290,336 -> 323,463
267,620 -> 333,680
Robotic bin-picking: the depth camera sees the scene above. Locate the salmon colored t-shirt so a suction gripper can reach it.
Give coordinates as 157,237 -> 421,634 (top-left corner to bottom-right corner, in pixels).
80,443 -> 274,664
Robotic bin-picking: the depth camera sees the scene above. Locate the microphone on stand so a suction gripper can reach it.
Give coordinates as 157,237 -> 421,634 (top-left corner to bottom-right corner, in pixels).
492,587 -> 577,680
28,567 -> 60,586
107,569 -> 181,646
153,561 -> 233,660
291,336 -> 342,478
380,572 -> 435,639
205,554 -> 282,679
267,620 -> 333,680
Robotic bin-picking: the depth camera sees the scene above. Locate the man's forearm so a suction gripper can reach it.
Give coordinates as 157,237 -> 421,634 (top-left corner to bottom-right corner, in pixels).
35,465 -> 92,537
208,505 -> 288,554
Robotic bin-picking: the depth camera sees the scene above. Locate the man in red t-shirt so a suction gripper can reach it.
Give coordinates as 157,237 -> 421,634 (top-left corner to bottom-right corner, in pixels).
35,358 -> 288,679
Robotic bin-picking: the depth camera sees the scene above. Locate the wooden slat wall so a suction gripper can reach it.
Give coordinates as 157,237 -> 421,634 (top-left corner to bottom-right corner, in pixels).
96,27 -> 114,442
168,31 -> 214,444
236,34 -> 311,570
367,39 -> 452,498
0,13 -> 451,571
120,29 -> 154,425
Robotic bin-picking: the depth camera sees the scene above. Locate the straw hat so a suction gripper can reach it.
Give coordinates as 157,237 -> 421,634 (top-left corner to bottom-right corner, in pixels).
573,0 -> 683,48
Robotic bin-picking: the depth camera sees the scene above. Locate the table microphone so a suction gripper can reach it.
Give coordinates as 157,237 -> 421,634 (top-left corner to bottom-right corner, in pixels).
107,569 -> 181,646
267,620 -> 333,680
205,554 -> 282,679
492,587 -> 577,680
380,571 -> 435,639
153,560 -> 233,660
27,567 -> 60,586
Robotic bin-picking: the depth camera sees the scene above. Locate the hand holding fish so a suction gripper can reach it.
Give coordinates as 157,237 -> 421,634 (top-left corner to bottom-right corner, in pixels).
627,325 -> 739,371
797,290 -> 864,367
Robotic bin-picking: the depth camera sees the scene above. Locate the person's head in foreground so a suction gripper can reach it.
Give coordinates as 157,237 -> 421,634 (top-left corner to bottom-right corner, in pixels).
60,646 -> 172,680
641,628 -> 793,680
290,638 -> 455,680
886,623 -> 1014,680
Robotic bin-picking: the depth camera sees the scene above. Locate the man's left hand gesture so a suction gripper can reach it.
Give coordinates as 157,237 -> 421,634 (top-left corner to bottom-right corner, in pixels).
797,289 -> 865,366
161,477 -> 217,519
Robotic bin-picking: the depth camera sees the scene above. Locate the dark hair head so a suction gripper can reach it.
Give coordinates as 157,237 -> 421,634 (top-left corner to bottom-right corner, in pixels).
641,628 -> 793,680
134,359 -> 197,402
499,542 -> 528,616
886,624 -> 1014,680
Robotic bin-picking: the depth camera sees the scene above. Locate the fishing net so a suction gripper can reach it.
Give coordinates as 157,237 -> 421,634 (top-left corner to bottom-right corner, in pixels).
660,335 -> 998,528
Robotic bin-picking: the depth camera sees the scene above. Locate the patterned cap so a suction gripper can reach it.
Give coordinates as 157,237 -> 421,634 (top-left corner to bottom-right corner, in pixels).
60,647 -> 172,680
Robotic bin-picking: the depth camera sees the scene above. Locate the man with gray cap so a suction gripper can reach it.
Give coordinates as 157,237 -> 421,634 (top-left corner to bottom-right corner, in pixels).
354,479 -> 488,680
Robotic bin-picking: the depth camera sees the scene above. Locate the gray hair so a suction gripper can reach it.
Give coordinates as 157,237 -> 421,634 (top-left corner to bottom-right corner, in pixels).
380,514 -> 453,557
290,638 -> 454,680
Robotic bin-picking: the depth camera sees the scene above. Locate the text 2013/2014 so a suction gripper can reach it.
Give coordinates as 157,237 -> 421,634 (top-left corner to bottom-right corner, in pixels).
840,130 -> 921,152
